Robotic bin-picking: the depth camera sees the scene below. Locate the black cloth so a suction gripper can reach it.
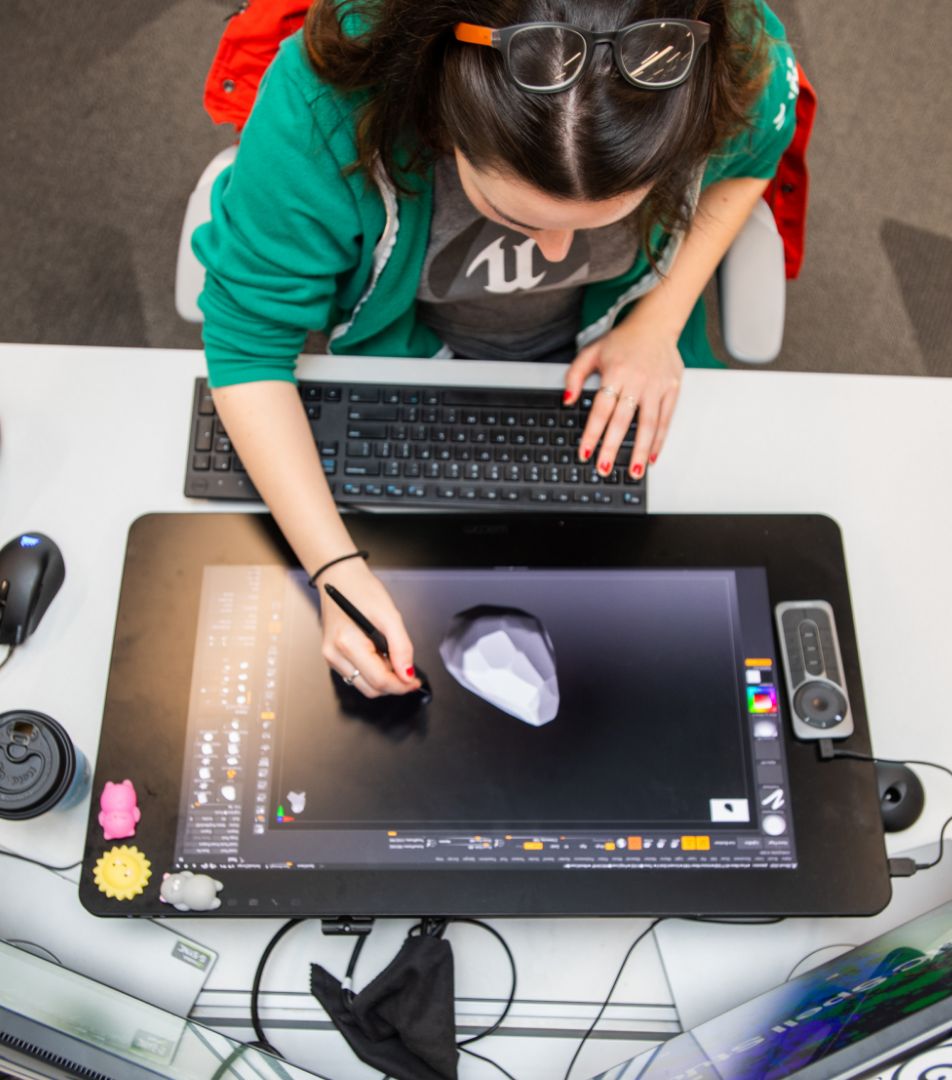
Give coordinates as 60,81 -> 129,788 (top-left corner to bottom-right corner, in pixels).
310,934 -> 458,1080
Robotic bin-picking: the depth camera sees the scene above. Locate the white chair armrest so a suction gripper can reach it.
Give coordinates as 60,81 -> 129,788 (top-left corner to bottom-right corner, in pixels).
717,197 -> 786,365
175,145 -> 238,324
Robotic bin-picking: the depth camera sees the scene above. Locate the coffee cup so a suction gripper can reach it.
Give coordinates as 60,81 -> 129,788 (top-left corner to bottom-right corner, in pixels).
0,710 -> 91,820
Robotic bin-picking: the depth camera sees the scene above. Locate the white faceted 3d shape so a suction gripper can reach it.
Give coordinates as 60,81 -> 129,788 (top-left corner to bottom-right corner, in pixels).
439,606 -> 560,726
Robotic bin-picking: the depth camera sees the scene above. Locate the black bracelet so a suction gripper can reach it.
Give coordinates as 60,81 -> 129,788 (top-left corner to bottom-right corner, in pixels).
307,550 -> 369,589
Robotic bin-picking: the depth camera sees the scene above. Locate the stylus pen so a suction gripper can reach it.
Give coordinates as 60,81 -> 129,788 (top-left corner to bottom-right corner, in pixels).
323,583 -> 390,657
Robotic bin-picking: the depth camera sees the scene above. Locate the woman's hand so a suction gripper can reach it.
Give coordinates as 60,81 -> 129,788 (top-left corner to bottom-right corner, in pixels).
563,316 -> 684,479
318,557 -> 422,699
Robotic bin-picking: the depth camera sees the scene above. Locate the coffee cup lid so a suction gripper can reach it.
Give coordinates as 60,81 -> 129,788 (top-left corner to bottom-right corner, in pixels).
0,710 -> 75,819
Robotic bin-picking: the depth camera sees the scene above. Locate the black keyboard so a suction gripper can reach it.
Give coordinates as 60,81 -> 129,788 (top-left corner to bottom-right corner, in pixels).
184,377 -> 647,512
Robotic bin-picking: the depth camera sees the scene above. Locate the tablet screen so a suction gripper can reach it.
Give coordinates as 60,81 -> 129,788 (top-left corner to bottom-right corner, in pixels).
173,564 -> 796,875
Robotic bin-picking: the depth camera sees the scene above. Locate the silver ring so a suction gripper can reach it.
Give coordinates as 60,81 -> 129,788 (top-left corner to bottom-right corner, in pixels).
342,668 -> 360,686
622,395 -> 638,409
599,385 -> 619,399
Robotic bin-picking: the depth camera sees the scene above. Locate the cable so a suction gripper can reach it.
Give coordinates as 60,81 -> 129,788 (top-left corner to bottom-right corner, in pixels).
562,918 -> 663,1080
249,917 -> 305,1058
0,644 -> 16,671
341,931 -> 368,1001
447,918 -> 517,1048
827,746 -> 952,785
783,943 -> 857,983
914,815 -> 952,870
0,846 -> 82,873
460,1044 -> 519,1080
818,742 -> 952,871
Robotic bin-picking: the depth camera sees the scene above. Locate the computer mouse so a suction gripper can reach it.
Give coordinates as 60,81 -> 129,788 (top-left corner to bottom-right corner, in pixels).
0,533 -> 66,646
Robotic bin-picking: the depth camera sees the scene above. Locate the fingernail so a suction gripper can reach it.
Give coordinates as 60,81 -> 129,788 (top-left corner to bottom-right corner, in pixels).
599,459 -> 611,474
406,666 -> 415,678
562,390 -> 572,404
631,463 -> 644,478
649,454 -> 657,465
582,447 -> 592,461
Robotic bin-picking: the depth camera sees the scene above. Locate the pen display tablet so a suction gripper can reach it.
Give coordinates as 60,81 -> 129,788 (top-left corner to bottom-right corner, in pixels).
82,513 -> 891,917
174,565 -> 796,874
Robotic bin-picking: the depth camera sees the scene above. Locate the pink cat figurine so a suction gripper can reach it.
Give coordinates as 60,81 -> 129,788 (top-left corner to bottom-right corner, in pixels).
98,779 -> 141,840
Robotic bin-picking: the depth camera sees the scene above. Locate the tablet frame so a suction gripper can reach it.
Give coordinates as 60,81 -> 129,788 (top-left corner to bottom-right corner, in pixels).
80,512 -> 891,919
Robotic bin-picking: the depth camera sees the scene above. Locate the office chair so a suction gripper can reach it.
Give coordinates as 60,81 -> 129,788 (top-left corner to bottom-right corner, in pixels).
175,146 -> 786,365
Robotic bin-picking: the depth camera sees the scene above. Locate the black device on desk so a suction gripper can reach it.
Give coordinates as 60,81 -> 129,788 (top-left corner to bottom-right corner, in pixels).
184,376 -> 647,511
80,512 -> 891,919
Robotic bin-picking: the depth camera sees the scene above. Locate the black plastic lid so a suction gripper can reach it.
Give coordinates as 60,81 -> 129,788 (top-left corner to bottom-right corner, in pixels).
0,710 -> 76,819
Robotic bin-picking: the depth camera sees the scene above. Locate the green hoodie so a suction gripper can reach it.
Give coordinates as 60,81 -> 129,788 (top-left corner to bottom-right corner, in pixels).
194,5 -> 797,388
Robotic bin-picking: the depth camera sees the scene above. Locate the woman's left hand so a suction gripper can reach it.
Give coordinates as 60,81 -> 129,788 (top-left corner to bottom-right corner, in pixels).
563,317 -> 685,479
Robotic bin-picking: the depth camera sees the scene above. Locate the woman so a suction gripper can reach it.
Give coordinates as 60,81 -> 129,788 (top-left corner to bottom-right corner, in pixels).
194,0 -> 799,698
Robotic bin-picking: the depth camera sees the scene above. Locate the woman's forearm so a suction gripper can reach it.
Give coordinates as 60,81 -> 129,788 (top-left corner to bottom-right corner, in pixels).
626,175 -> 771,340
211,380 -> 357,576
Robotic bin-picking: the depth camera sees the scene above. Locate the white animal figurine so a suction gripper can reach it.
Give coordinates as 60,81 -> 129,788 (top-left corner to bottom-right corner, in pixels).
160,871 -> 223,912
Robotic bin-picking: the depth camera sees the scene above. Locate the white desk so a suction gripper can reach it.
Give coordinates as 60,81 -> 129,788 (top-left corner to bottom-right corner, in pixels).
1,343 -> 951,1080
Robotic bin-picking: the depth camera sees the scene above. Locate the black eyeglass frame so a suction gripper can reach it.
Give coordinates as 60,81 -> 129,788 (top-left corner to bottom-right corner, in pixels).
454,19 -> 711,94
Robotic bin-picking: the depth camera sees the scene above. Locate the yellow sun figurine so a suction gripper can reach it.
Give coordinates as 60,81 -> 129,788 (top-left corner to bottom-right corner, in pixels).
93,845 -> 152,900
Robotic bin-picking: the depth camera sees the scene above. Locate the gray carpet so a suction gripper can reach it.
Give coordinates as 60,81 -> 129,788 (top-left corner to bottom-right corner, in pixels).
1,0 -> 950,376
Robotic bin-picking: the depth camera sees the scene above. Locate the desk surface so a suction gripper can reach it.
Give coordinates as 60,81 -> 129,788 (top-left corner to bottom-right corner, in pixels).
2,344 -> 951,1079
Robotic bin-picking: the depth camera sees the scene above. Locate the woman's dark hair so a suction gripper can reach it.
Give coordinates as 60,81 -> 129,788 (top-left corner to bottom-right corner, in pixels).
304,0 -> 770,257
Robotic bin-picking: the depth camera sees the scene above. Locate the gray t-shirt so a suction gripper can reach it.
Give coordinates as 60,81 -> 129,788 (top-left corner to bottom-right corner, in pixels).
416,157 -> 638,363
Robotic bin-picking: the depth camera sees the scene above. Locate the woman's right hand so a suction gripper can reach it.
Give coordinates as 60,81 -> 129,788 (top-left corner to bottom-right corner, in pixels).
318,556 -> 422,698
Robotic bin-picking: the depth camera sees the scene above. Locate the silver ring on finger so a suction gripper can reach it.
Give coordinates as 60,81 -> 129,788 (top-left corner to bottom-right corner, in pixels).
622,394 -> 638,409
342,667 -> 360,686
599,384 -> 619,399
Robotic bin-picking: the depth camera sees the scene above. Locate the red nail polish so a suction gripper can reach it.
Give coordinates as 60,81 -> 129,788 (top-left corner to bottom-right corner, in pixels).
649,454 -> 657,465
632,463 -> 644,478
599,460 -> 611,474
406,666 -> 415,678
582,447 -> 592,461
562,390 -> 572,404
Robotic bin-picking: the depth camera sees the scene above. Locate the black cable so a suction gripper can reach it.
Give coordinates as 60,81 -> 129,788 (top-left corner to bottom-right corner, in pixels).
0,847 -> 82,873
0,645 -> 16,671
562,918 -> 663,1080
341,931 -> 368,1002
914,815 -> 952,870
820,744 -> 952,871
447,918 -> 517,1048
460,1044 -> 519,1080
830,747 -> 952,785
783,943 -> 857,984
249,918 -> 305,1058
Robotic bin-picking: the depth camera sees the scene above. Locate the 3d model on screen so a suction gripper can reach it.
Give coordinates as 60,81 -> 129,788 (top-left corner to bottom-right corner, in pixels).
98,779 -> 140,840
159,871 -> 223,912
439,605 -> 560,727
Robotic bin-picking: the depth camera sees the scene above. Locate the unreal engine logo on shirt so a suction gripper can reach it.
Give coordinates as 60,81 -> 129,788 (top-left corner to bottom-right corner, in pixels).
426,218 -> 592,301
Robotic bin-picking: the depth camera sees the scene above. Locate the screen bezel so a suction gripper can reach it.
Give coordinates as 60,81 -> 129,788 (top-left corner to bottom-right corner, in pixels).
80,512 -> 891,918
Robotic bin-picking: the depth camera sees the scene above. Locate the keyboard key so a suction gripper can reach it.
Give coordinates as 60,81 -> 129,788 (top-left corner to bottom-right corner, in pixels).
195,419 -> 214,452
342,482 -> 362,496
365,483 -> 383,496
349,387 -> 380,403
385,484 -> 405,497
347,422 -> 387,439
407,484 -> 427,497
192,453 -> 211,471
346,441 -> 371,458
348,405 -> 397,421
213,453 -> 231,471
344,463 -> 381,477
